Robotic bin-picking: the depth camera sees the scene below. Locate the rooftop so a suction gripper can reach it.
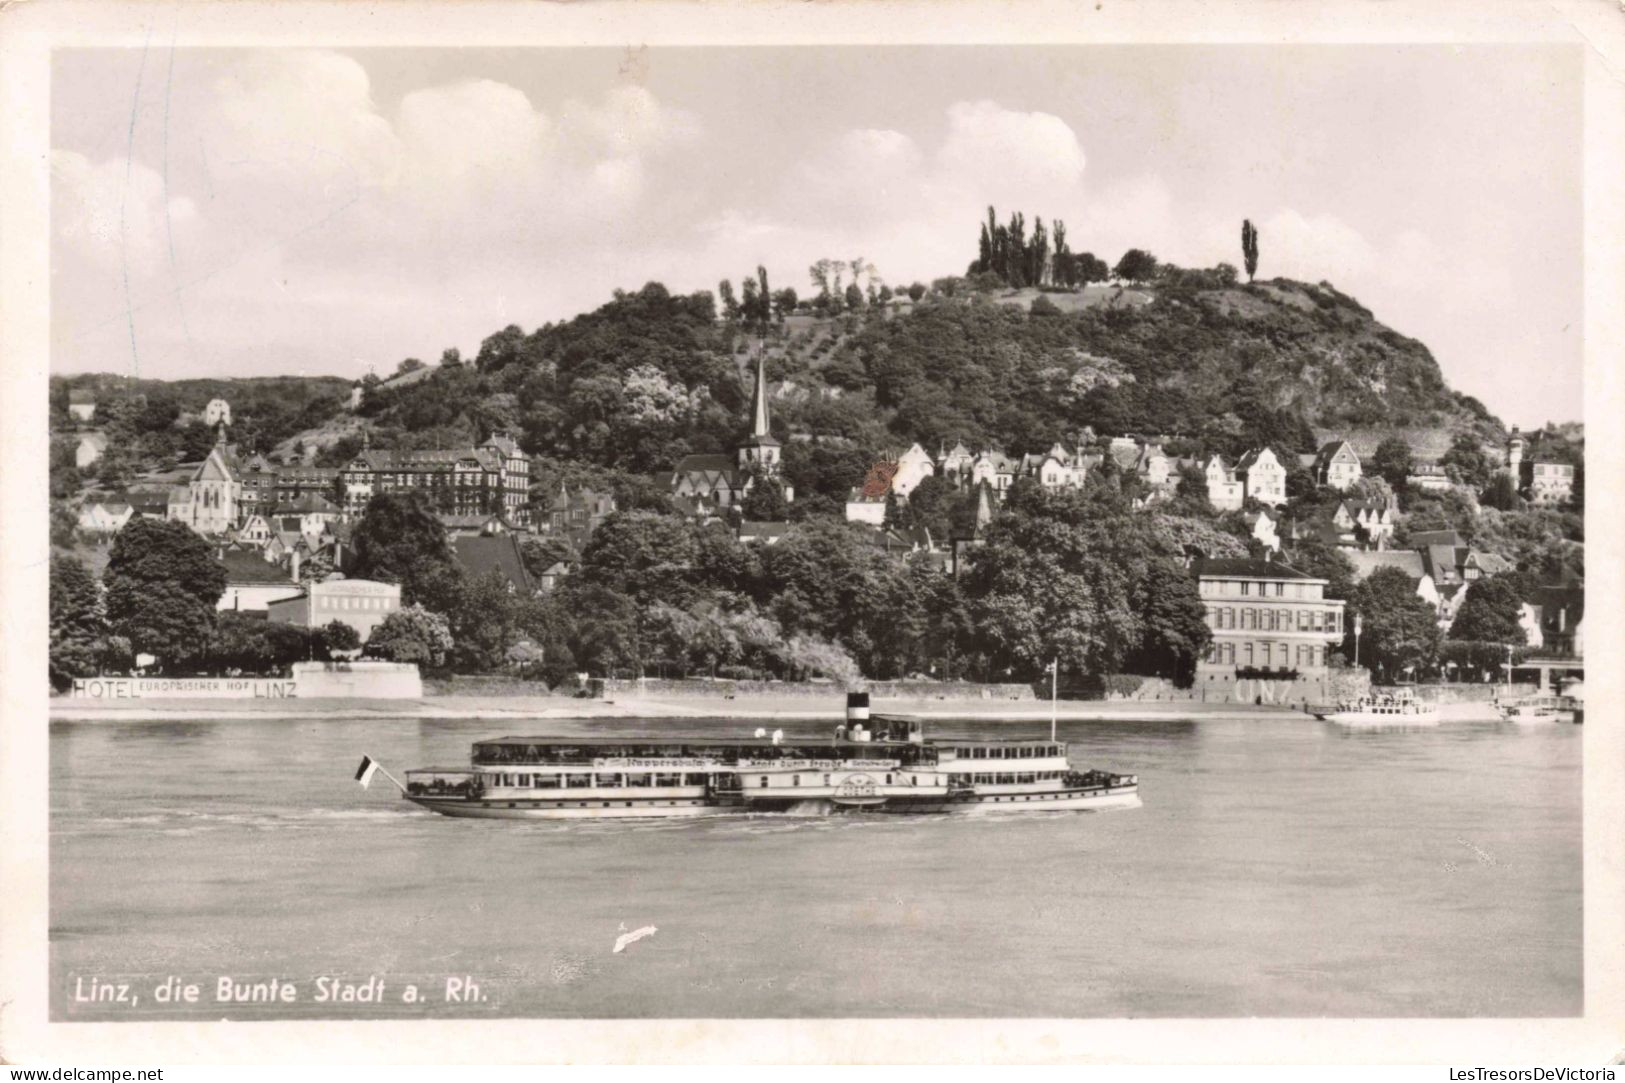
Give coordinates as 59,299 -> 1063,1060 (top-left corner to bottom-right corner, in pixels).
1194,557 -> 1319,581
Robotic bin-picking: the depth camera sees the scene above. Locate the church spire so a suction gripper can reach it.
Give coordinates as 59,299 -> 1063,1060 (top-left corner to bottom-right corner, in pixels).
750,345 -> 770,439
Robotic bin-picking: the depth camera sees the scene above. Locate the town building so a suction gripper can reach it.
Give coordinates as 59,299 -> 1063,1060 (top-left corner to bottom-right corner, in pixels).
270,492 -> 343,537
215,547 -> 303,613
1193,558 -> 1346,698
167,436 -> 242,536
452,533 -> 535,594
235,513 -> 275,550
545,486 -> 617,551
670,352 -> 790,512
266,578 -> 402,642
67,388 -> 97,423
537,561 -> 571,593
203,398 -> 232,427
1236,447 -> 1287,507
1405,462 -> 1453,493
439,511 -> 517,538
1526,461 -> 1575,506
341,432 -> 532,525
75,431 -> 107,469
1312,440 -> 1362,490
1329,497 -> 1396,549
737,520 -> 791,545
76,500 -> 133,535
1344,549 -> 1441,612
1242,508 -> 1281,555
949,483 -> 997,576
1528,582 -> 1583,657
845,442 -> 938,524
1204,454 -> 1245,511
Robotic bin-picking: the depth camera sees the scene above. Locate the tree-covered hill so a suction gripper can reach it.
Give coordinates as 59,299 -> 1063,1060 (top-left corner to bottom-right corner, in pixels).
349,273 -> 1502,479
52,269 -> 1507,497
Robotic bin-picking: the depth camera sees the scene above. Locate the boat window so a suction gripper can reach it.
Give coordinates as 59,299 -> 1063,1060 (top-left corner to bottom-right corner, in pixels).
683,773 -> 708,786
534,775 -> 560,789
565,774 -> 591,788
823,774 -> 832,786
885,774 -> 893,785
759,776 -> 769,788
792,775 -> 801,787
627,774 -> 652,788
656,773 -> 681,787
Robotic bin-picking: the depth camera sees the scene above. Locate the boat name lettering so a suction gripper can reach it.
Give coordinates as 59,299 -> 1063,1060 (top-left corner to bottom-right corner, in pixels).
592,758 -> 719,769
738,759 -> 897,769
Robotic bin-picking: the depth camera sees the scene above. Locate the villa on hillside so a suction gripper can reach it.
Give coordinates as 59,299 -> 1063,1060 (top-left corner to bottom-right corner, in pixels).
1312,440 -> 1362,490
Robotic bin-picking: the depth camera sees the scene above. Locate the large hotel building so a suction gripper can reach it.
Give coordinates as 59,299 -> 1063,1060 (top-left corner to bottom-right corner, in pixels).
1193,558 -> 1347,695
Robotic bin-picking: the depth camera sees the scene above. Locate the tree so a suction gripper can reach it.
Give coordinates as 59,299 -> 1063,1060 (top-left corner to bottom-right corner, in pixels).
1113,249 -> 1160,285
1440,433 -> 1491,491
1480,471 -> 1522,511
1241,219 -> 1259,283
739,471 -> 789,522
1124,561 -> 1212,687
577,510 -> 698,607
321,620 -> 362,655
448,570 -> 524,672
1286,533 -> 1357,600
1448,575 -> 1527,645
1369,436 -> 1414,490
50,556 -> 109,687
844,282 -> 865,311
907,282 -> 926,302
1075,253 -> 1109,290
519,535 -> 575,580
366,604 -> 454,668
349,492 -> 464,614
103,518 -> 226,667
717,279 -> 740,322
1346,565 -> 1440,681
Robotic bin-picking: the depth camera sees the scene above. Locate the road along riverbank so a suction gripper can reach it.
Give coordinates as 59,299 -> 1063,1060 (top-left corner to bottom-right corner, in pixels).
47,693 -> 1504,723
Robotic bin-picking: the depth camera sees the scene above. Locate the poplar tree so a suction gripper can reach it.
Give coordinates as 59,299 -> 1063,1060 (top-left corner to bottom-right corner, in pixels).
1242,219 -> 1259,283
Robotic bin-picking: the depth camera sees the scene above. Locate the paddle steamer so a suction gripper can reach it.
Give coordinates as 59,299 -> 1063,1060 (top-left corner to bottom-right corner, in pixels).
370,696 -> 1140,820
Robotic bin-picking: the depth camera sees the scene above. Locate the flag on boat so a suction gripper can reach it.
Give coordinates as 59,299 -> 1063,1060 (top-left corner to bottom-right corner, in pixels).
355,755 -> 381,789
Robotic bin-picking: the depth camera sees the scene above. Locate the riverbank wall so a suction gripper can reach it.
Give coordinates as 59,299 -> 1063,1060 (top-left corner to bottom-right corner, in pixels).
589,678 -> 1037,701
1373,682 -> 1538,704
65,662 -> 421,701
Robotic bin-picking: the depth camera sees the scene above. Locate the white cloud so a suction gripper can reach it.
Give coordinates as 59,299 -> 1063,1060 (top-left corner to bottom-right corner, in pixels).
52,150 -> 200,278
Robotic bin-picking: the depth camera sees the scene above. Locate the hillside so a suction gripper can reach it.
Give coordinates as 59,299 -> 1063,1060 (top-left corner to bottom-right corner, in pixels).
52,275 -> 1508,499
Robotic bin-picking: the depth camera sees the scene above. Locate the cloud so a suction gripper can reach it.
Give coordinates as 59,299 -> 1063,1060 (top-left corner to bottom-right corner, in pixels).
52,150 -> 200,279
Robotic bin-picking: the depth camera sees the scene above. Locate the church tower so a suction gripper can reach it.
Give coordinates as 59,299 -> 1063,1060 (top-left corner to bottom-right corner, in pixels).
736,348 -> 781,474
1506,426 -> 1526,478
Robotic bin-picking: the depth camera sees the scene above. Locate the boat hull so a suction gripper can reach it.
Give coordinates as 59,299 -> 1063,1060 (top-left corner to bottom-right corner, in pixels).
405,784 -> 1140,820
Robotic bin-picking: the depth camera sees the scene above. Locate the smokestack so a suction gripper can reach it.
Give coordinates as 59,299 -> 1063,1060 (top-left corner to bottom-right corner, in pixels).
846,691 -> 870,724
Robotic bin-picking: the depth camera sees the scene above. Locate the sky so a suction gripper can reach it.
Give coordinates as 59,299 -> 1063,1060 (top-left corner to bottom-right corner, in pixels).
51,44 -> 1583,427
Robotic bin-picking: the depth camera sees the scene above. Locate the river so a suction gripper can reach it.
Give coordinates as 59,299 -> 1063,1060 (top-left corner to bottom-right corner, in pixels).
50,713 -> 1581,1019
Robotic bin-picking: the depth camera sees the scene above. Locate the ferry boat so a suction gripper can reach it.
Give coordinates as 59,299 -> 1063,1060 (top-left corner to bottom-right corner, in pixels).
1313,689 -> 1440,727
1495,693 -> 1580,725
361,698 -> 1141,820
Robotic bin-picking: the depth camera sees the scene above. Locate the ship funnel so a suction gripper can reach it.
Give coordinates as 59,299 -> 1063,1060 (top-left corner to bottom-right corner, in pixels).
846,691 -> 870,724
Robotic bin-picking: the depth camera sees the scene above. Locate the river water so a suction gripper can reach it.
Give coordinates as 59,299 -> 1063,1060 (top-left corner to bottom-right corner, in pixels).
50,714 -> 1581,1020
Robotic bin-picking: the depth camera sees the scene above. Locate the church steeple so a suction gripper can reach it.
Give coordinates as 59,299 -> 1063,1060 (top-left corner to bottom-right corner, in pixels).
737,345 -> 781,475
750,347 -> 771,439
